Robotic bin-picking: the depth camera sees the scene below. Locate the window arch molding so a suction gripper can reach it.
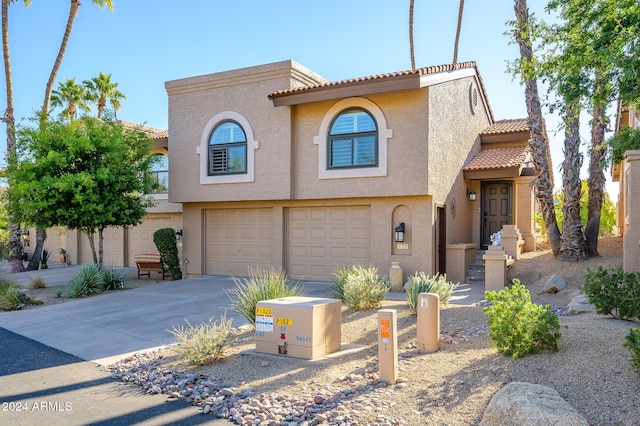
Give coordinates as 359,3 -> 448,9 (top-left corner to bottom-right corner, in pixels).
314,97 -> 392,179
197,111 -> 259,184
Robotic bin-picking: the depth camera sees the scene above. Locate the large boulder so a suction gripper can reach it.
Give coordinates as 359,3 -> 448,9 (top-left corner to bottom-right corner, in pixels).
536,274 -> 567,292
567,294 -> 597,315
480,382 -> 588,426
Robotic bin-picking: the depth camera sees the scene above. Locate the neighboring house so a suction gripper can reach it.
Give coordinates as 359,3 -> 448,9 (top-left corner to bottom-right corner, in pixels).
162,60 -> 536,281
611,103 -> 640,271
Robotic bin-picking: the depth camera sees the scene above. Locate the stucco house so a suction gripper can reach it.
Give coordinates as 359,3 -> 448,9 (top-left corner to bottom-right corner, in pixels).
160,60 -> 536,282
31,60 -> 537,282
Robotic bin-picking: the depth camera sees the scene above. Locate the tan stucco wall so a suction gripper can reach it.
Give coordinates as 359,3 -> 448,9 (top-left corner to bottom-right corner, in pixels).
623,150 -> 640,272
180,196 -> 433,280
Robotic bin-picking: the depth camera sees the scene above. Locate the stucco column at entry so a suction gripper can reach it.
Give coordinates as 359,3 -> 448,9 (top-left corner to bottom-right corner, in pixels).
514,176 -> 536,252
623,151 -> 640,272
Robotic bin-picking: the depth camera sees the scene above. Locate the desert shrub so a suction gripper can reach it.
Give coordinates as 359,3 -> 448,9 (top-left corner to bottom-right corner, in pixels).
405,272 -> 459,315
28,276 -> 47,289
483,279 -> 561,359
622,327 -> 640,371
329,266 -> 349,301
583,266 -> 640,320
227,266 -> 304,326
334,265 -> 389,311
153,228 -> 182,280
66,264 -> 105,298
0,280 -> 24,310
102,267 -> 125,290
168,314 -> 236,366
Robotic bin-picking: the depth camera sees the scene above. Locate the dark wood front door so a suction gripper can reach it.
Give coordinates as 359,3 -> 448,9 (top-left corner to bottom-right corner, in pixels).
482,181 -> 512,247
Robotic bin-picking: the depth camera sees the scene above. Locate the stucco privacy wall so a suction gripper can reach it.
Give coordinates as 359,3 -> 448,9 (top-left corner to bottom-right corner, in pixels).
165,61 -> 326,204
623,150 -> 640,272
180,196 -> 432,280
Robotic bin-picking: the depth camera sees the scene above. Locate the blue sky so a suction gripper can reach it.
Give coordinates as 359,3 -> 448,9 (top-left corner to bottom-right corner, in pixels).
1,1 -> 619,197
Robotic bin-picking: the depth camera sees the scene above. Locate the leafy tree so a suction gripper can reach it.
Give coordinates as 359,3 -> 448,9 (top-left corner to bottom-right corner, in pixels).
83,71 -> 126,119
7,117 -> 154,267
50,77 -> 91,121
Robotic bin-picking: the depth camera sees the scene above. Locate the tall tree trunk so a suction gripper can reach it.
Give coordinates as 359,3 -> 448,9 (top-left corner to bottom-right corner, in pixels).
98,228 -> 104,267
26,228 -> 46,270
559,100 -> 587,260
2,0 -> 25,270
87,230 -> 98,265
585,103 -> 607,255
513,0 -> 562,254
453,0 -> 465,63
29,0 -> 80,270
409,0 -> 415,70
42,0 -> 79,117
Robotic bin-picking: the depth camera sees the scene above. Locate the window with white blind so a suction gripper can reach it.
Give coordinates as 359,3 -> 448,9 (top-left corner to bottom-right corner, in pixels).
328,109 -> 378,168
208,120 -> 247,175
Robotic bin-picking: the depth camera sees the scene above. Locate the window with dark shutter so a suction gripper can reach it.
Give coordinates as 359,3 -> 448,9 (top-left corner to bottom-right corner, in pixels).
208,121 -> 247,175
328,108 -> 378,169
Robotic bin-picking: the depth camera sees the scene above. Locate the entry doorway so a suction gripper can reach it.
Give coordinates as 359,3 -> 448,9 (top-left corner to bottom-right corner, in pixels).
481,181 -> 512,247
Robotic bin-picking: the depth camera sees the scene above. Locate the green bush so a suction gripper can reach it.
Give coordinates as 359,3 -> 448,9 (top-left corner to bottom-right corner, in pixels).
405,272 -> 459,315
483,279 -> 561,359
102,267 -> 125,290
168,314 -> 236,366
66,264 -> 105,298
40,248 -> 50,269
331,265 -> 388,311
0,280 -> 25,310
227,266 -> 304,326
153,228 -> 182,280
583,266 -> 640,320
622,327 -> 640,371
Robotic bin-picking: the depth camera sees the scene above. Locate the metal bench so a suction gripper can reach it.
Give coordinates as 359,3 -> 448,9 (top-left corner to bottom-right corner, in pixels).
135,254 -> 168,280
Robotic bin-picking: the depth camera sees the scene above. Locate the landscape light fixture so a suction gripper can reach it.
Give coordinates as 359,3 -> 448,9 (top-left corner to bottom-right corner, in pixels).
175,229 -> 183,240
394,222 -> 405,243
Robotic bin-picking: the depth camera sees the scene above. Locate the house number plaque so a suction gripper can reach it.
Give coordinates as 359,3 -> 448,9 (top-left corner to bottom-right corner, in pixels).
396,243 -> 409,250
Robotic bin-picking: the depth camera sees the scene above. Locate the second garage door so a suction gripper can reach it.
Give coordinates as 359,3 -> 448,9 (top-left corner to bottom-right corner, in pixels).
287,206 -> 370,281
205,208 -> 274,276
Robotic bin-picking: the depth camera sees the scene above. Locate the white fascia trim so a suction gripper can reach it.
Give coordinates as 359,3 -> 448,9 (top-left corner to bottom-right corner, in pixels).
313,97 -> 393,179
419,68 -> 476,87
196,111 -> 259,184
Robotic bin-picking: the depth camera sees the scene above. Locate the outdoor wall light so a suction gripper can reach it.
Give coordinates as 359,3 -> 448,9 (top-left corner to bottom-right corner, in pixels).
22,230 -> 29,240
467,189 -> 477,201
394,222 -> 405,243
175,229 -> 183,240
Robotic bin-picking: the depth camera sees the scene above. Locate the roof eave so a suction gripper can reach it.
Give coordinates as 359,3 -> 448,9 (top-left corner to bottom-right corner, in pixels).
270,73 -> 420,107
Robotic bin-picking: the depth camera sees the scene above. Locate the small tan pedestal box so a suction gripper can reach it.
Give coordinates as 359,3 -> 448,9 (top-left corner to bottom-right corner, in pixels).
255,296 -> 341,360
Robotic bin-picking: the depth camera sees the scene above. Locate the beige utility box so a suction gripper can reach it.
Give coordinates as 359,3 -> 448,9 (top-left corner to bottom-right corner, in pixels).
255,296 -> 342,360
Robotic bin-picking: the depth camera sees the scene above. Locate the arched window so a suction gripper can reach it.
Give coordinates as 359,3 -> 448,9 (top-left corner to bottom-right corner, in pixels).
149,153 -> 168,194
208,120 -> 247,175
328,108 -> 378,168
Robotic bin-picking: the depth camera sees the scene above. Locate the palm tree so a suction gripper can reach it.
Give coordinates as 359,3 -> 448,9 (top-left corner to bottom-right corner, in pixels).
27,0 -> 113,271
42,0 -> 113,118
512,0 -> 562,255
453,0 -> 465,63
2,0 -> 31,269
409,0 -> 415,70
50,78 -> 91,121
83,71 -> 126,119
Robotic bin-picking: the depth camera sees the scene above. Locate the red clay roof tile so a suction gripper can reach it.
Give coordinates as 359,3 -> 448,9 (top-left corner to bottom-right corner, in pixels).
481,118 -> 530,135
464,146 -> 529,171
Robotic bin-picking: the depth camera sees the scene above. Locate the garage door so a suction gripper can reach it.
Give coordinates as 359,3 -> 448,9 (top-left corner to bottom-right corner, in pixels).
127,216 -> 174,266
205,208 -> 274,276
287,206 -> 370,281
78,227 -> 124,266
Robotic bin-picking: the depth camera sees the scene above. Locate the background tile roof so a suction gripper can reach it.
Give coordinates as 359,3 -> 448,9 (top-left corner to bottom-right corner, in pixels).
481,118 -> 530,135
464,146 -> 529,171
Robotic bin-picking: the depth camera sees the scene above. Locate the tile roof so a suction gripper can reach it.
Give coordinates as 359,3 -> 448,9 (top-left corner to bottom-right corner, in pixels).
481,118 -> 530,135
268,61 -> 495,121
149,129 -> 168,139
464,146 -> 530,171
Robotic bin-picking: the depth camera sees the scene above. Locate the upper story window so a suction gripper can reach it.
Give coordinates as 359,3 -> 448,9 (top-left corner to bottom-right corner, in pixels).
149,153 -> 168,194
208,120 -> 247,175
328,108 -> 378,168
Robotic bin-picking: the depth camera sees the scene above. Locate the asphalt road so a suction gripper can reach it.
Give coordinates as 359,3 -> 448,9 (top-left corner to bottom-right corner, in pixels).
0,327 -> 230,426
